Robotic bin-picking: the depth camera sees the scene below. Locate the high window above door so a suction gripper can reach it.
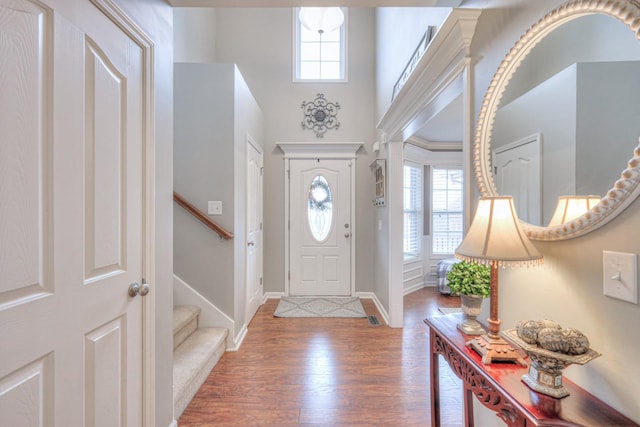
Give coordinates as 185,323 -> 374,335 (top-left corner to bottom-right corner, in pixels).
294,7 -> 347,82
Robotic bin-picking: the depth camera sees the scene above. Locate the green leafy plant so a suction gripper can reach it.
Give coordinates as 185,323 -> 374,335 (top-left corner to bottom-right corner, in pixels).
446,260 -> 491,297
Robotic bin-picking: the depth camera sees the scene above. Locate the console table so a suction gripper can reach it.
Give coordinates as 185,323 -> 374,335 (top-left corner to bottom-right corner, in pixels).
425,314 -> 639,426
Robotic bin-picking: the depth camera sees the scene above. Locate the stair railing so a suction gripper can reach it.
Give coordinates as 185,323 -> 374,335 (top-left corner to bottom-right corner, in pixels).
173,192 -> 234,240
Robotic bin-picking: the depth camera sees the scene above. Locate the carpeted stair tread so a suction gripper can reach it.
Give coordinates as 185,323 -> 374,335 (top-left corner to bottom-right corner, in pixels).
173,327 -> 228,418
173,305 -> 200,350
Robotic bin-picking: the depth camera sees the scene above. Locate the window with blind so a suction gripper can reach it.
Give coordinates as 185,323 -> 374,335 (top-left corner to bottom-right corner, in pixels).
403,164 -> 422,260
432,168 -> 463,255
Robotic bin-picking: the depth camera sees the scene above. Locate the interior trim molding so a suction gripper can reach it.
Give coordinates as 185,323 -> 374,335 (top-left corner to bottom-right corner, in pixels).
406,135 -> 463,151
376,8 -> 481,142
277,141 -> 363,159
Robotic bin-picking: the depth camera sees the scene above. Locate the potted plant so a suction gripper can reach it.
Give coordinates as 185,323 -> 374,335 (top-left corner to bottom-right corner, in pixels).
446,260 -> 491,335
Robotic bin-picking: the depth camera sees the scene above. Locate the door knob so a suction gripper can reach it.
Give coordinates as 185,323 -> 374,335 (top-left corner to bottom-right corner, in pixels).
139,280 -> 150,296
128,282 -> 141,297
128,281 -> 150,297
344,232 -> 351,238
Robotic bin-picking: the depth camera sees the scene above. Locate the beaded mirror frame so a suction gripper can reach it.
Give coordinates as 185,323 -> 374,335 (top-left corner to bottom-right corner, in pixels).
473,0 -> 640,240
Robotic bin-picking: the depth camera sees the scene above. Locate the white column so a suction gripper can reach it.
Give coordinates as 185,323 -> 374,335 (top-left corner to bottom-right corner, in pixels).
387,139 -> 404,328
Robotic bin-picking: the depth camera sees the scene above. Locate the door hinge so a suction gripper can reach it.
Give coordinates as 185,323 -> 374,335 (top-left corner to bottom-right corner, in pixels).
260,167 -> 264,176
287,169 -> 290,179
288,271 -> 290,280
288,220 -> 290,230
260,277 -> 263,286
260,222 -> 263,230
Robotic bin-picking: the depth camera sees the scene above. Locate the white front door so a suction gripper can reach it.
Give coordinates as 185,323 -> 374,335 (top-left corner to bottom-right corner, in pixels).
289,159 -> 352,296
493,134 -> 542,225
0,1 -> 147,425
246,137 -> 263,322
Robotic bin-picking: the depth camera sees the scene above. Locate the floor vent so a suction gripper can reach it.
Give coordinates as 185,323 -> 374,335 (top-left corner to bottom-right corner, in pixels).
367,315 -> 381,326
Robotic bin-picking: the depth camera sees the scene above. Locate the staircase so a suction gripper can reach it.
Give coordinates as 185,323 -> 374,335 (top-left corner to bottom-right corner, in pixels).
173,305 -> 228,418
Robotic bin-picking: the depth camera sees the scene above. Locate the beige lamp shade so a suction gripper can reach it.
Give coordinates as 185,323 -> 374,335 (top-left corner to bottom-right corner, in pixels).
456,196 -> 543,267
299,7 -> 344,34
548,195 -> 601,227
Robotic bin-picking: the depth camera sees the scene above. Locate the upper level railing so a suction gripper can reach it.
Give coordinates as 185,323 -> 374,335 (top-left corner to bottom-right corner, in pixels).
173,192 -> 234,240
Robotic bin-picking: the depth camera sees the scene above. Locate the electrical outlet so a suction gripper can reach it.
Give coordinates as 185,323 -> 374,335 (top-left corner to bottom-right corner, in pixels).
603,251 -> 638,304
208,201 -> 222,215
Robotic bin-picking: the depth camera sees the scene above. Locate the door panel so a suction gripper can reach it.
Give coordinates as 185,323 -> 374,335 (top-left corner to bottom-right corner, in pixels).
290,159 -> 351,296
493,136 -> 541,225
0,1 -> 146,425
246,140 -> 263,322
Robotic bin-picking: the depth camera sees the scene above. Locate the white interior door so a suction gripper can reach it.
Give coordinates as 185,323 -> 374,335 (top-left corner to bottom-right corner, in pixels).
0,1 -> 147,425
246,137 -> 263,323
289,159 -> 352,296
493,135 -> 542,225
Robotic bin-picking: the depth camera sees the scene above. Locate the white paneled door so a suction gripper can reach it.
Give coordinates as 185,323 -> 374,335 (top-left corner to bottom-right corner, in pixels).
246,137 -> 263,323
0,1 -> 149,426
493,135 -> 542,225
289,159 -> 352,296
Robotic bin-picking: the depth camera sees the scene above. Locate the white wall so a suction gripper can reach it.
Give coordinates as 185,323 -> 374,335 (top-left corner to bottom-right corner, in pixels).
117,1 -> 174,425
375,7 -> 452,123
174,63 -> 235,316
493,65 -> 577,225
212,8 -> 377,296
173,62 -> 264,338
173,8 -> 217,63
466,0 -> 640,423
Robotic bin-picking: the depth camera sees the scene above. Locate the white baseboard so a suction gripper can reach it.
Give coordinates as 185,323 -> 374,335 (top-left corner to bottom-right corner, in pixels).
403,282 -> 427,296
173,274 -> 236,347
168,420 -> 178,427
264,291 -> 285,301
357,292 -> 389,326
227,323 -> 248,352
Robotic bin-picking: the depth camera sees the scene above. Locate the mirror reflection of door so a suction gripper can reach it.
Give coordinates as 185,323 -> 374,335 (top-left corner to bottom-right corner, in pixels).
493,134 -> 542,225
289,159 -> 351,296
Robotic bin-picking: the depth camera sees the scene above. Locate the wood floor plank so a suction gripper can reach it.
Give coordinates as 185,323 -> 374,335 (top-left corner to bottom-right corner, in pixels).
178,287 -> 464,426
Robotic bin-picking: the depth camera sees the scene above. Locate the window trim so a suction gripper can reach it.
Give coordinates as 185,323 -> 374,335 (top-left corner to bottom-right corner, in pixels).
292,7 -> 349,83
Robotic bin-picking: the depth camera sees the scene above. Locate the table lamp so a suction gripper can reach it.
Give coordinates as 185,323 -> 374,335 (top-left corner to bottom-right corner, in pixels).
455,196 -> 543,365
548,195 -> 601,227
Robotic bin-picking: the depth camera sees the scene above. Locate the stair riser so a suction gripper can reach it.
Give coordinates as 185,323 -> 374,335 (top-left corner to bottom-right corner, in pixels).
174,316 -> 198,350
173,327 -> 228,418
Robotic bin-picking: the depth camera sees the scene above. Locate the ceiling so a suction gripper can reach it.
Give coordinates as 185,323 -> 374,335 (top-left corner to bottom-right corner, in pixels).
413,95 -> 463,143
168,0 -> 463,7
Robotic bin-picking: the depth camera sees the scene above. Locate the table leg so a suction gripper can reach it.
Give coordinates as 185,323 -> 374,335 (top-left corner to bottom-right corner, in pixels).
430,328 -> 441,427
463,386 -> 474,427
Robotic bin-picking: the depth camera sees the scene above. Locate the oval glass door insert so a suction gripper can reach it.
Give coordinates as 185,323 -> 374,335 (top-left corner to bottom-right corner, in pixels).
308,175 -> 333,241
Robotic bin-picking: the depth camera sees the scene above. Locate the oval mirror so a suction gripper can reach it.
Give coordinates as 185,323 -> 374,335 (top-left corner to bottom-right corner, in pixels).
474,0 -> 640,240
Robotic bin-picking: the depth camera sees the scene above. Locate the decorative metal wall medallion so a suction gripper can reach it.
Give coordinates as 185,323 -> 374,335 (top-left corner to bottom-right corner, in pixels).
301,93 -> 340,138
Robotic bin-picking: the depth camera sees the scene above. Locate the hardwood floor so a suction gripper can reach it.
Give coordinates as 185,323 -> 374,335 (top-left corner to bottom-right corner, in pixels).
179,287 -> 463,426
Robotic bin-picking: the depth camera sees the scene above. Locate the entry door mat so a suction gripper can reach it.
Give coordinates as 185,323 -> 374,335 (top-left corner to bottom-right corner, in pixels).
274,297 -> 367,318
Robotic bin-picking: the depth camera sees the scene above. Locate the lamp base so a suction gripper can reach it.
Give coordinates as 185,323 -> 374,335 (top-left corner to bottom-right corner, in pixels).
466,334 -> 528,366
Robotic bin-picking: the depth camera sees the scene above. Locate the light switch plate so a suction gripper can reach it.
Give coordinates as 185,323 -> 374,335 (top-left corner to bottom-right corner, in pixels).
603,251 -> 638,304
208,201 -> 222,215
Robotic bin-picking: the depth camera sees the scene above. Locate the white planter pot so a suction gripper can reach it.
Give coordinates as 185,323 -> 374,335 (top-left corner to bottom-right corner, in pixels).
458,294 -> 486,336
